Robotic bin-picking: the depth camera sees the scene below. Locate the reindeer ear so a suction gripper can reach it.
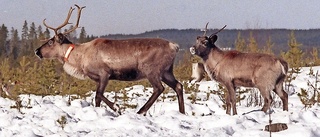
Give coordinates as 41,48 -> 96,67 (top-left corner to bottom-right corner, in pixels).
209,35 -> 218,44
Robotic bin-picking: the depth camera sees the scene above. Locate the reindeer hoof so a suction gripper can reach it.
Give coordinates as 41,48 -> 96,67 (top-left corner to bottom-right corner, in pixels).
112,104 -> 121,115
137,110 -> 147,116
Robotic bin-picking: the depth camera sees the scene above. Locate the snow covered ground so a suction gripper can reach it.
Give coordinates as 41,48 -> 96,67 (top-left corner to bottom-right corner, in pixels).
1,66 -> 320,137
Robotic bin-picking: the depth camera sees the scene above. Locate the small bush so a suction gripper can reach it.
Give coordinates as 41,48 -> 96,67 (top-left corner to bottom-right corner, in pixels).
56,116 -> 67,130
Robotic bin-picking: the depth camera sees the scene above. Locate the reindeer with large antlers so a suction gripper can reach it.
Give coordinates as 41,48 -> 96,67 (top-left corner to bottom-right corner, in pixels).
190,23 -> 288,115
35,4 -> 185,115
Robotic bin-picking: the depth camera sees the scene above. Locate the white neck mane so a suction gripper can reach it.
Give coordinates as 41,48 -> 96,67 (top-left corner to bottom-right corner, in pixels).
63,63 -> 88,80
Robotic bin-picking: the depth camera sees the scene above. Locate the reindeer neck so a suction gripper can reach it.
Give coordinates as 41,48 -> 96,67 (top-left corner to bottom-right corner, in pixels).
61,43 -> 89,80
60,43 -> 85,66
205,47 -> 225,67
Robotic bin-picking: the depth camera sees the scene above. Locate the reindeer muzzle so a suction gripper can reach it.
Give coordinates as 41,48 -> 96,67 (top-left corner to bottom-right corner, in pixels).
35,48 -> 43,59
190,47 -> 196,55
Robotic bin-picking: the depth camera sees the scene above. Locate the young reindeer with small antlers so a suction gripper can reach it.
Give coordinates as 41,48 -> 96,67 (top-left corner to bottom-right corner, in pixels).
190,23 -> 289,115
35,4 -> 185,115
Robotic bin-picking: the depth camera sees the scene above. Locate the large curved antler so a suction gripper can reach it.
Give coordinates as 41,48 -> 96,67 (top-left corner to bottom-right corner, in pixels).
63,4 -> 86,35
43,4 -> 86,36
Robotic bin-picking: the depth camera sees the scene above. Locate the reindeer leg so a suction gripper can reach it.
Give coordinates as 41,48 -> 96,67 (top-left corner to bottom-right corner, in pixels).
274,83 -> 288,111
162,71 -> 185,114
137,77 -> 164,115
230,88 -> 237,115
225,95 -> 231,115
95,76 -> 119,113
259,87 -> 271,113
225,82 -> 237,115
223,84 -> 231,115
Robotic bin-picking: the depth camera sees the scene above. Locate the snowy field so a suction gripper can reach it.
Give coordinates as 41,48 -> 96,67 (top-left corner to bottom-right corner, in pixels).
1,66 -> 320,137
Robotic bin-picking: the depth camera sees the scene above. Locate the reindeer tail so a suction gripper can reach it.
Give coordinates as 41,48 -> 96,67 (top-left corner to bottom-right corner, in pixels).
278,58 -> 288,75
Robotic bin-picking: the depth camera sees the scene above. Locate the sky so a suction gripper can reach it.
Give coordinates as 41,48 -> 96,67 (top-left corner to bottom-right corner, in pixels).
1,0 -> 320,36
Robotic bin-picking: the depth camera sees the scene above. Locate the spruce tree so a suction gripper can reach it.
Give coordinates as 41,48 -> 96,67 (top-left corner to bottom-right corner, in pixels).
37,25 -> 44,40
281,31 -> 304,91
79,27 -> 87,43
309,48 -> 320,66
26,60 -> 42,95
281,31 -> 304,73
0,24 -> 8,57
65,25 -> 77,42
234,32 -> 246,52
15,56 -> 31,95
28,22 -> 37,55
21,20 -> 29,56
0,58 -> 16,98
37,60 -> 61,96
44,28 -> 50,39
9,27 -> 20,59
247,32 -> 259,53
262,36 -> 274,55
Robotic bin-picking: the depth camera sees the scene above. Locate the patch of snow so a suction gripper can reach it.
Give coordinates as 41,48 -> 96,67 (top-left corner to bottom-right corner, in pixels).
0,66 -> 320,136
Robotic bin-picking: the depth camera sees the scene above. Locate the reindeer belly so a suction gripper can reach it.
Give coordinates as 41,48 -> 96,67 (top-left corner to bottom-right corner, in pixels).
233,78 -> 255,87
109,68 -> 143,81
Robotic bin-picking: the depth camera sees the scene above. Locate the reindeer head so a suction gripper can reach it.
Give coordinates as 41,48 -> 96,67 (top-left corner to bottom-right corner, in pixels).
190,22 -> 226,57
35,4 -> 85,60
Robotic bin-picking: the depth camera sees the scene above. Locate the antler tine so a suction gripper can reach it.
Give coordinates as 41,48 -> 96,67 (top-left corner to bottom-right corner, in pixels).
209,25 -> 227,38
55,7 -> 75,32
43,6 -> 75,35
43,19 -> 58,35
203,22 -> 209,36
63,4 -> 86,35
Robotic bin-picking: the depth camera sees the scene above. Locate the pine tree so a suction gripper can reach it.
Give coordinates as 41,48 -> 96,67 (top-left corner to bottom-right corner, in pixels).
9,27 -> 20,59
298,70 -> 320,108
0,24 -> 8,57
59,71 -> 94,98
65,25 -> 77,42
28,22 -> 37,54
79,27 -> 87,43
25,60 -> 42,95
21,21 -> 28,40
309,48 -> 320,66
87,35 -> 96,41
247,32 -> 259,53
44,28 -> 51,39
15,56 -> 31,95
37,25 -> 44,39
21,20 -> 29,56
37,60 -> 61,96
261,36 -> 274,55
281,31 -> 304,73
234,32 -> 246,52
0,58 -> 16,98
281,31 -> 304,91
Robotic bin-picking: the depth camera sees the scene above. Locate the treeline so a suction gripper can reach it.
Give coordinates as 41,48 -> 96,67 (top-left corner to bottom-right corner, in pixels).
0,21 -> 95,59
0,20 -> 320,101
2,20 -> 320,61
102,28 -> 320,55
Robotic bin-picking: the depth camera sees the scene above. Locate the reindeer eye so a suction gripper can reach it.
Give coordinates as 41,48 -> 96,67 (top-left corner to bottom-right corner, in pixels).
202,40 -> 208,44
48,40 -> 54,46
